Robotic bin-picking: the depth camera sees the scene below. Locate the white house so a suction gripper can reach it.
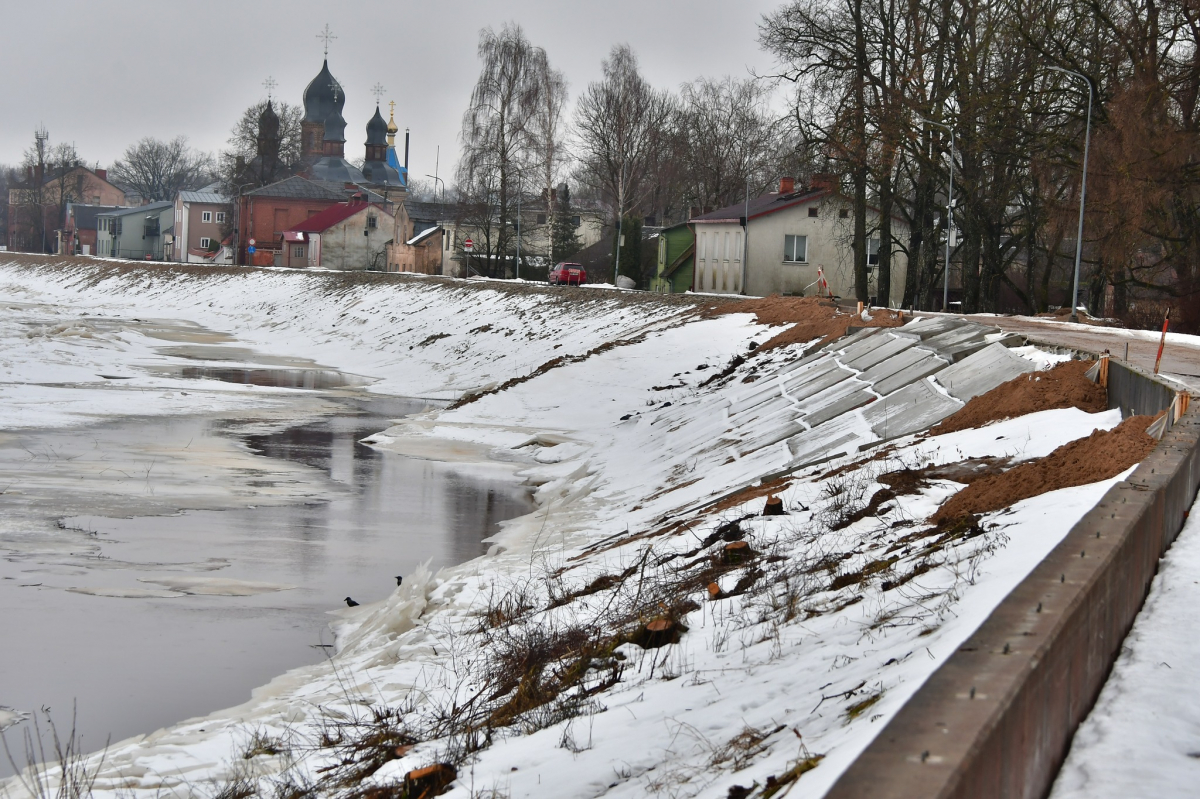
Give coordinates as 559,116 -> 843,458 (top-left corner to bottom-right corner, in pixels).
690,177 -> 908,305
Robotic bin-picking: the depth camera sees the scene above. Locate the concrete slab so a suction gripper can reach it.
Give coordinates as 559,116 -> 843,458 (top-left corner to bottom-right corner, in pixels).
736,420 -> 805,457
857,345 -> 939,385
786,412 -> 875,466
843,334 -> 916,371
796,375 -> 866,416
783,363 -> 856,403
871,353 -> 951,396
892,316 -> 968,340
825,326 -> 885,359
921,325 -> 990,362
804,389 -> 877,427
934,341 -> 1037,401
863,378 -> 962,439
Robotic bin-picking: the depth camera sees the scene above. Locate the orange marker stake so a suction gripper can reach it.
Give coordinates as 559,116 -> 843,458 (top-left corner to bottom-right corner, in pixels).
1154,309 -> 1171,375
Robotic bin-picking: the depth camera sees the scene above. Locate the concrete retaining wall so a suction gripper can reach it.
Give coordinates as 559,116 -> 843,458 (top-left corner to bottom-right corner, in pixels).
1107,358 -> 1177,419
825,365 -> 1200,799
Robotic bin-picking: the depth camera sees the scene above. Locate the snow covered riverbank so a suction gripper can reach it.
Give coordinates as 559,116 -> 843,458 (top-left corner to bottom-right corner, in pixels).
0,257 -> 1152,799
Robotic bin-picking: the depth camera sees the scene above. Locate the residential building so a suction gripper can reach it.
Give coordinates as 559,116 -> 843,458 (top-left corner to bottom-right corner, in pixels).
690,177 -> 908,305
95,202 -> 175,260
7,165 -> 126,253
279,197 -> 395,270
237,176 -> 386,265
60,203 -> 127,255
650,223 -> 696,294
173,187 -> 231,263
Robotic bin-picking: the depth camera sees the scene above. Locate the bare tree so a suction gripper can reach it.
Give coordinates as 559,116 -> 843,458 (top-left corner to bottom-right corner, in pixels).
110,137 -> 214,202
218,100 -> 304,193
575,45 -> 675,281
456,23 -> 549,277
8,131 -> 90,252
678,77 -> 782,210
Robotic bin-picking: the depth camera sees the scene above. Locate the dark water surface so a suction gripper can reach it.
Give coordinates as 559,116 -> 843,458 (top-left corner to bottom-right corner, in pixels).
0,396 -> 532,772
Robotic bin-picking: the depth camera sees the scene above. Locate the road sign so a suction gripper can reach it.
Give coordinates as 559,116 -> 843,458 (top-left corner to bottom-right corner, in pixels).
247,245 -> 256,255
248,238 -> 256,246
464,237 -> 474,252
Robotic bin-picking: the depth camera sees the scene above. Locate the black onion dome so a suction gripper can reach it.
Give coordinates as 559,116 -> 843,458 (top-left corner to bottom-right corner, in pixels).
323,107 -> 347,143
258,100 -> 280,139
366,106 -> 388,146
303,59 -> 345,123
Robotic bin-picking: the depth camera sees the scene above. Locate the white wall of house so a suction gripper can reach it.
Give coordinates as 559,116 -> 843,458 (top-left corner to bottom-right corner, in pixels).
693,197 -> 908,306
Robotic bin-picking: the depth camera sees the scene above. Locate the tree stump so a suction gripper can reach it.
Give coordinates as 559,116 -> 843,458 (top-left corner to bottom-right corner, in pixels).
404,763 -> 457,798
721,540 -> 752,565
763,495 -> 785,516
707,582 -> 722,600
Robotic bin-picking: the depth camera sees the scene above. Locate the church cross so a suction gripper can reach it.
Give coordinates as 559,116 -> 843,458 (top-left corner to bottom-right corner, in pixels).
389,100 -> 396,116
372,83 -> 386,104
331,80 -> 342,105
263,76 -> 277,99
317,24 -> 336,56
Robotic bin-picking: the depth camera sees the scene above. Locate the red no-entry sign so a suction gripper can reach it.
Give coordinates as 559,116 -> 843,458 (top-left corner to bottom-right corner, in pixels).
463,237 -> 474,252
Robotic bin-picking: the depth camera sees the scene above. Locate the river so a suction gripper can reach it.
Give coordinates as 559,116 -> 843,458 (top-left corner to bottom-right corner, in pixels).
0,389 -> 533,774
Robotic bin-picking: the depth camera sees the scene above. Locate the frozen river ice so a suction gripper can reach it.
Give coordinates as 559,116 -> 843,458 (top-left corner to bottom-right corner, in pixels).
0,393 -> 533,776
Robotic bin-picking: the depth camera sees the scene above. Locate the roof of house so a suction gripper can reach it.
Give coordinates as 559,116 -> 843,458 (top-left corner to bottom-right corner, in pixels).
245,176 -> 348,200
407,225 -> 441,246
68,204 -> 128,229
691,188 -> 830,224
284,201 -> 385,234
406,200 -> 456,223
179,190 -> 228,204
98,201 -> 174,218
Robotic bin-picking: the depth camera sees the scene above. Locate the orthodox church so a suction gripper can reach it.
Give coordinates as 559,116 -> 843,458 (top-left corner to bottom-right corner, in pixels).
298,55 -> 407,194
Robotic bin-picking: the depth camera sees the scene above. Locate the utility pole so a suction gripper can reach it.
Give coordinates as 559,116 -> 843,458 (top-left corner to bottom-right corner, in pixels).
1049,66 -> 1093,324
919,116 -> 956,312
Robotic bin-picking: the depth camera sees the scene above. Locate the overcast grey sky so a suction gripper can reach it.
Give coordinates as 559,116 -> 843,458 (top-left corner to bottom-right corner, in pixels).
1,0 -> 786,188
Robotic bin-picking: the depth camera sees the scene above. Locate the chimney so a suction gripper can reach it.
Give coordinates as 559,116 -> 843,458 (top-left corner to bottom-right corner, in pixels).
95,168 -> 107,181
26,166 -> 33,181
689,206 -> 700,219
779,176 -> 795,194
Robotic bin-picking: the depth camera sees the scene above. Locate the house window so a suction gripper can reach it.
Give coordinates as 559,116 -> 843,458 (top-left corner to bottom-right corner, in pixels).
92,196 -> 100,204
202,211 -> 212,223
808,207 -> 818,218
571,215 -> 581,228
293,245 -> 304,258
215,211 -> 226,223
536,213 -> 547,225
839,208 -> 849,219
367,215 -> 377,229
784,234 -> 808,263
867,238 -> 880,266
200,237 -> 211,249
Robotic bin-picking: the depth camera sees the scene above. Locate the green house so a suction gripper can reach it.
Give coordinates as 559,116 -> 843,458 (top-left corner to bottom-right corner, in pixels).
650,223 -> 695,294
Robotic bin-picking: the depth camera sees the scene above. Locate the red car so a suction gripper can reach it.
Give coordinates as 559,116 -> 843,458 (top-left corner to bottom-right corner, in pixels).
548,262 -> 587,286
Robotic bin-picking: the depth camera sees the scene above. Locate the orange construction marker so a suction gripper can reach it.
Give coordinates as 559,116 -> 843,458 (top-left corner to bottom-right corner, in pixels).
1154,308 -> 1171,375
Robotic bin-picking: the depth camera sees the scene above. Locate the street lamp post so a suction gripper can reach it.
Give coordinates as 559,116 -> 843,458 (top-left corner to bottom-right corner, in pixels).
1049,66 -> 1093,324
919,116 -> 956,312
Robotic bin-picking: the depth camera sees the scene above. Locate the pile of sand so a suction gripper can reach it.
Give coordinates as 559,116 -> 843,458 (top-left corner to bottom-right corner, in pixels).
932,415 -> 1156,522
711,295 -> 903,352
932,360 -> 1107,435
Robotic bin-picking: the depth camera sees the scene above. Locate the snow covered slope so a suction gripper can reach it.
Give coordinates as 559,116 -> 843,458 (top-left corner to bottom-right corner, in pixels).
0,257 -> 1131,799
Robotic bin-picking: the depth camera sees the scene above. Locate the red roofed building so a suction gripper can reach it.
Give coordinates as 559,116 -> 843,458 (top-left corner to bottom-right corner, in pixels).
279,197 -> 396,270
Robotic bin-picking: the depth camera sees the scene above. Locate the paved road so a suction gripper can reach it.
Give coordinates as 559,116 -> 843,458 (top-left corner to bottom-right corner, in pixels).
950,314 -> 1200,391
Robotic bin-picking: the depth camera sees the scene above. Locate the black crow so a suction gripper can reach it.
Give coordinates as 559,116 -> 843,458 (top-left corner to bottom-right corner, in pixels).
344,597 -> 360,607
395,576 -> 403,587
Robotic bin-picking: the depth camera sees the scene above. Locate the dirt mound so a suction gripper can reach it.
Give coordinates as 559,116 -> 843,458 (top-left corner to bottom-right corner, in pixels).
932,360 -> 1107,435
710,295 -> 903,352
932,415 -> 1157,522
1035,306 -> 1123,327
